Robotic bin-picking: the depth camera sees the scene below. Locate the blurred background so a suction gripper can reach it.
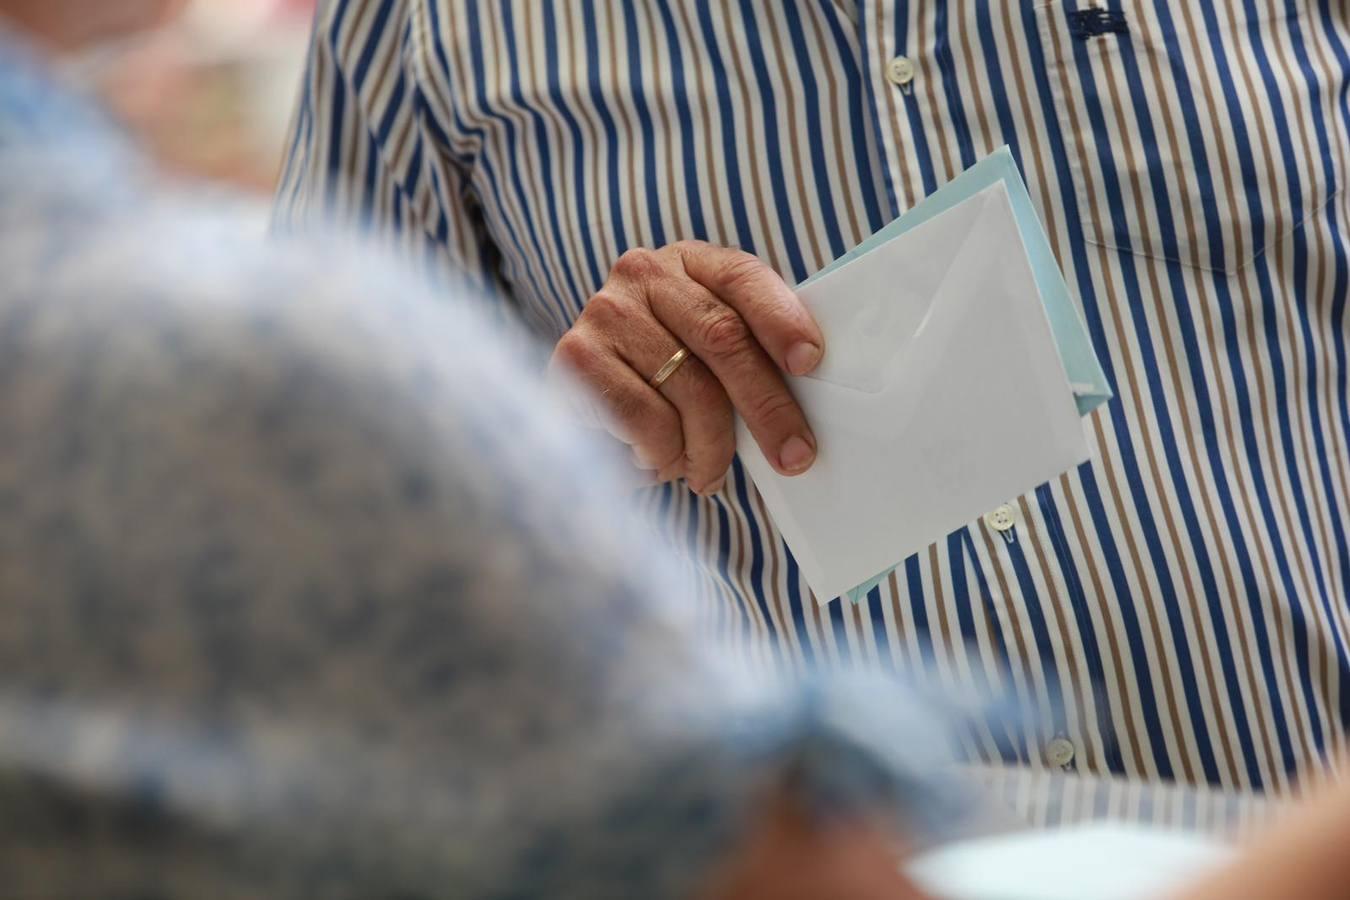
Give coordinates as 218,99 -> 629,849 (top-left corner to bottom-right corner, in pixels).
76,0 -> 316,193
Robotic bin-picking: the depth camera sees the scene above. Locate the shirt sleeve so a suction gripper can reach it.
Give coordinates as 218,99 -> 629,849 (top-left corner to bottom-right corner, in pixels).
273,0 -> 508,305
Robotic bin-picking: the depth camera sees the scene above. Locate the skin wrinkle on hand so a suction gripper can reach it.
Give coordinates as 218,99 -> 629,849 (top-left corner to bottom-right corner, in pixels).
551,240 -> 823,493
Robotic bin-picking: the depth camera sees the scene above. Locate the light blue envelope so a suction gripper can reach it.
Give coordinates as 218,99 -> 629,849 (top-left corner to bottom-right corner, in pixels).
807,147 -> 1113,605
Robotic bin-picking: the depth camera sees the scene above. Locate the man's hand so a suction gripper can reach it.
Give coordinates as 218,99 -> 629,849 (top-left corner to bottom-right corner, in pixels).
550,241 -> 823,494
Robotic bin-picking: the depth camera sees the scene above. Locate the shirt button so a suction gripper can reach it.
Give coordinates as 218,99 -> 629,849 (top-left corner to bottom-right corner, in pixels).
1046,737 -> 1076,768
983,504 -> 1017,533
886,55 -> 916,88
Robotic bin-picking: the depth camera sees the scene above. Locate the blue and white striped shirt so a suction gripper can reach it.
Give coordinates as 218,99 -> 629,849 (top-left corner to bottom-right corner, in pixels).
277,0 -> 1350,798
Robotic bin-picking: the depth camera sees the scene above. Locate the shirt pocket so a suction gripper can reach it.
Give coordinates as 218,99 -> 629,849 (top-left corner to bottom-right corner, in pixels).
1033,0 -> 1339,276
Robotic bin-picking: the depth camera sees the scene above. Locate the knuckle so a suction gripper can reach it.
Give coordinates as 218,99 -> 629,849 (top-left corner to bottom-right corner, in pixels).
611,247 -> 663,282
717,251 -> 772,292
745,389 -> 800,429
552,330 -> 596,373
582,290 -> 629,326
671,238 -> 712,257
694,307 -> 753,358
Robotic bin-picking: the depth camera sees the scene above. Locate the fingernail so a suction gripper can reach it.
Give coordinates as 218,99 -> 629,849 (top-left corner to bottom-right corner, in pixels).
786,341 -> 822,376
779,435 -> 816,474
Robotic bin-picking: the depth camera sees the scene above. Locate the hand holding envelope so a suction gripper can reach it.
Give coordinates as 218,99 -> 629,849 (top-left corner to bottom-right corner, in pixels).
736,148 -> 1113,605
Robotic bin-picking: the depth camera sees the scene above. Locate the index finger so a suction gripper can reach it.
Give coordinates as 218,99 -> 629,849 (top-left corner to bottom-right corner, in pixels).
671,242 -> 825,377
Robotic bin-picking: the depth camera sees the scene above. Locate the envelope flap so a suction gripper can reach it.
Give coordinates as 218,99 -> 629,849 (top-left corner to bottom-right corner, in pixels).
800,147 -> 1112,416
797,187 -> 1001,395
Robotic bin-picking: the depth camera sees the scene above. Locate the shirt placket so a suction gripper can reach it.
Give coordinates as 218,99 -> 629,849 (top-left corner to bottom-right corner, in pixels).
856,0 -> 929,218
854,1 -> 1089,773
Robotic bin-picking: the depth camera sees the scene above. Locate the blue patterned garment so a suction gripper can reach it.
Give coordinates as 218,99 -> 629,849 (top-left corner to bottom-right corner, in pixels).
0,28 -> 964,899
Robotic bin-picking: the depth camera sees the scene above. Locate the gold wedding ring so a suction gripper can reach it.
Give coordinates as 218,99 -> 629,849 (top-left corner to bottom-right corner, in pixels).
649,346 -> 691,388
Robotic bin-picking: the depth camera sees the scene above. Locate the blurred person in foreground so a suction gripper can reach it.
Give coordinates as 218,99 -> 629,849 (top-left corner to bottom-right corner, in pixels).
0,6 -> 950,898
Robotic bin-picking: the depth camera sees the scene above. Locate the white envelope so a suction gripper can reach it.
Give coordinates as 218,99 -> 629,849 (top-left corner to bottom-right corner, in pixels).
736,180 -> 1091,604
